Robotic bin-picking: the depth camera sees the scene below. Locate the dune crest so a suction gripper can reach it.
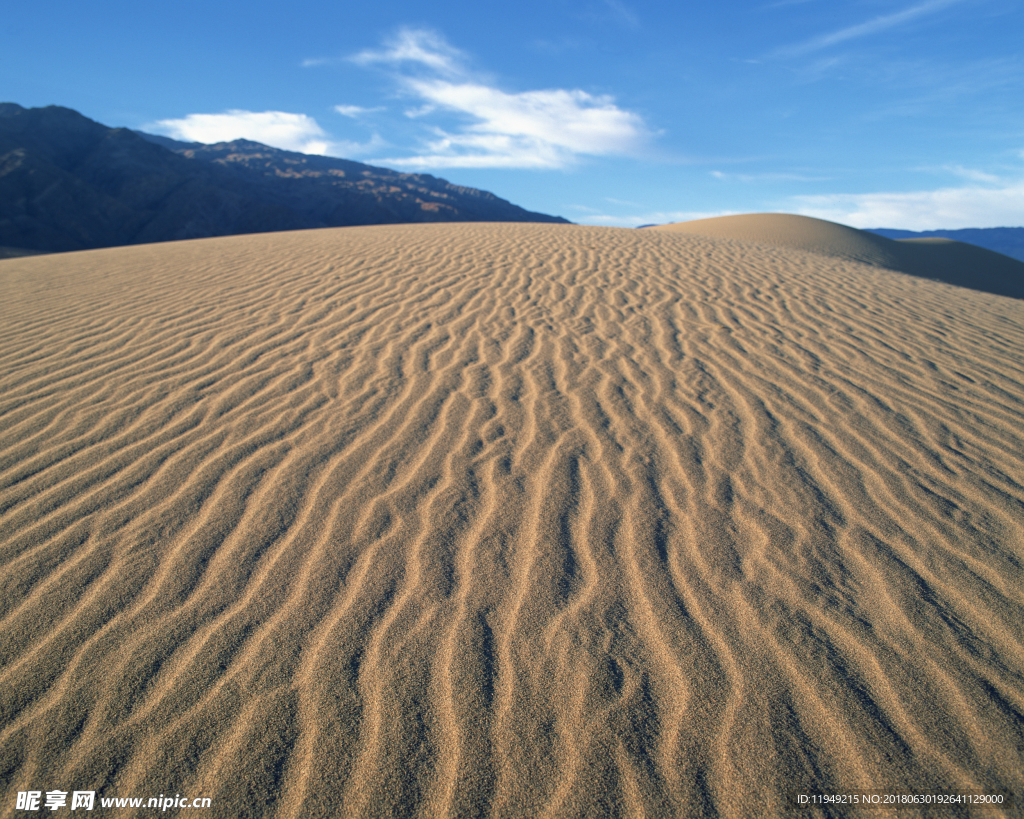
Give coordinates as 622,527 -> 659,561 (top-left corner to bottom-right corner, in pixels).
1,223 -> 1023,817
656,213 -> 1024,299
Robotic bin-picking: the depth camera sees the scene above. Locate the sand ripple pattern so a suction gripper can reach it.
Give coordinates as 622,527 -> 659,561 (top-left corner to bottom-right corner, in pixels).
1,224 -> 1023,817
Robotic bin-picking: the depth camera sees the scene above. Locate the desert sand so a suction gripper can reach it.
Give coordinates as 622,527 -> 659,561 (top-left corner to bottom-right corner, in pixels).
1,218 -> 1022,817
654,213 -> 1024,300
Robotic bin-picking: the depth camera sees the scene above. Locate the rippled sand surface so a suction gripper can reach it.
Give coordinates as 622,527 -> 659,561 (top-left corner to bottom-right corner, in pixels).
2,222 -> 1023,817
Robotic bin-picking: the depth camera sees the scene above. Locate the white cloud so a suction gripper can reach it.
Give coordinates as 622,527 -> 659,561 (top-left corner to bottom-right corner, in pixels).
148,110 -> 334,154
403,105 -> 437,119
146,110 -> 386,158
940,165 -> 1004,185
328,134 -> 390,157
775,0 -> 963,57
790,179 -> 1024,229
575,209 -> 740,228
379,134 -> 567,170
154,29 -> 650,170
355,28 -> 650,169
352,28 -> 464,77
711,170 -> 832,182
334,105 -> 381,118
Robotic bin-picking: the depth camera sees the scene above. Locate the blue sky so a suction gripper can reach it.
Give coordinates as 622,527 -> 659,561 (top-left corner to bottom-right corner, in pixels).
3,0 -> 1022,228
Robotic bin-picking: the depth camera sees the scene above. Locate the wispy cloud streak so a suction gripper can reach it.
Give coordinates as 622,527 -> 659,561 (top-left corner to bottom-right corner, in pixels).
775,0 -> 963,57
352,28 -> 650,169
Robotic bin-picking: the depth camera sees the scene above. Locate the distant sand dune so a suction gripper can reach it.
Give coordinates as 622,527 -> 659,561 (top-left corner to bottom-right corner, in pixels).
1,222 -> 1023,817
656,213 -> 1024,299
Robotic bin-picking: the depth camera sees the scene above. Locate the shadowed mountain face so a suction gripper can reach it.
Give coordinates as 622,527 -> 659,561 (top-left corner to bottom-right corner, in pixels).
0,103 -> 568,255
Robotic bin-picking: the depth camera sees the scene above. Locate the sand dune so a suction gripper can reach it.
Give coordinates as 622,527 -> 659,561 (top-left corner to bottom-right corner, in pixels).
656,213 -> 1024,300
1,221 -> 1023,817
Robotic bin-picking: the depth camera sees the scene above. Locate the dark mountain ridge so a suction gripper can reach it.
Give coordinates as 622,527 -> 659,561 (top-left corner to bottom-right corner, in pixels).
133,132 -> 562,229
0,103 -> 568,256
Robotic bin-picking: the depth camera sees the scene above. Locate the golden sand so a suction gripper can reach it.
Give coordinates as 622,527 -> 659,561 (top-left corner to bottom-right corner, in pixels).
1,219 -> 1022,817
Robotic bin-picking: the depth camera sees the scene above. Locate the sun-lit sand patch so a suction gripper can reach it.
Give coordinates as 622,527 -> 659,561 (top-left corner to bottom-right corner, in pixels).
1,221 -> 1022,817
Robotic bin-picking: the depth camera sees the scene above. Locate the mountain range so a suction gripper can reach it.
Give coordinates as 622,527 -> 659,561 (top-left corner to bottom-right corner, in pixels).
2,103 -> 1021,266
0,103 -> 567,257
